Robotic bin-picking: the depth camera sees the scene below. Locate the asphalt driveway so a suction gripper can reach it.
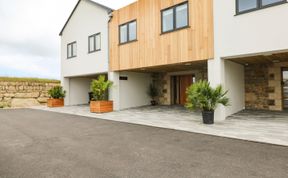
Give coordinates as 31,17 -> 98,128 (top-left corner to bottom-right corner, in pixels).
0,109 -> 287,178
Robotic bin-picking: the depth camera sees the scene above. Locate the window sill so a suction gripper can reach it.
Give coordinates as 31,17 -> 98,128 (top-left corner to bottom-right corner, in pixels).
119,40 -> 138,46
67,56 -> 77,59
88,49 -> 101,54
235,1 -> 287,16
160,26 -> 190,35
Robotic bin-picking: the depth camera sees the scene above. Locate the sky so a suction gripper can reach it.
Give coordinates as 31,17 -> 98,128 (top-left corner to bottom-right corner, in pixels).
0,0 -> 136,79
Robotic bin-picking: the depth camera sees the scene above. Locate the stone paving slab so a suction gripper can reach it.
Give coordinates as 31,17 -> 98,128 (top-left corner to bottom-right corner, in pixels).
31,105 -> 288,147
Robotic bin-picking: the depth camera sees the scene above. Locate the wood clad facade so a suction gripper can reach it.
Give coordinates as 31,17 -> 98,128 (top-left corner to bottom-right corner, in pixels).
109,0 -> 214,71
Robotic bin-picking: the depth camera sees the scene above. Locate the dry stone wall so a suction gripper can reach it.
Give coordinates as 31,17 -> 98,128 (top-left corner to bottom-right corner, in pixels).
0,81 -> 60,108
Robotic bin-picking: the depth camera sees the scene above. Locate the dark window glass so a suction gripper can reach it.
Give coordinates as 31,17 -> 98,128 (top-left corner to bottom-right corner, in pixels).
88,33 -> 101,53
161,2 -> 189,33
162,8 -> 174,32
262,0 -> 284,6
238,0 -> 258,12
237,0 -> 286,14
176,3 -> 188,29
67,42 -> 77,59
120,25 -> 128,43
119,20 -> 137,44
129,21 -> 137,41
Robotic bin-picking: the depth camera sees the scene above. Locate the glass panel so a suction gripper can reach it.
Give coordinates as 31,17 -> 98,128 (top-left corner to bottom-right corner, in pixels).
96,34 -> 101,50
176,3 -> 188,29
162,8 -> 174,32
67,44 -> 71,58
262,0 -> 284,6
89,36 -> 95,52
283,69 -> 288,109
238,0 -> 258,12
72,43 -> 77,57
129,21 -> 137,41
120,25 -> 128,43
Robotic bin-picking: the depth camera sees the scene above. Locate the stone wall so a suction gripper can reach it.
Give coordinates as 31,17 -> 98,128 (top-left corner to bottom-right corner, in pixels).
245,64 -> 269,110
0,81 -> 60,108
245,62 -> 288,111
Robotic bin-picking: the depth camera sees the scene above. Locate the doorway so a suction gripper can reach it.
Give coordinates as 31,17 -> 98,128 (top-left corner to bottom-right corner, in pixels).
171,75 -> 195,105
282,68 -> 288,109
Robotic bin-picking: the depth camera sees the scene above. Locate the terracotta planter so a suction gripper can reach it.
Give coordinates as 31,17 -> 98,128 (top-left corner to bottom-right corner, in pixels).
47,99 -> 64,108
90,100 -> 113,113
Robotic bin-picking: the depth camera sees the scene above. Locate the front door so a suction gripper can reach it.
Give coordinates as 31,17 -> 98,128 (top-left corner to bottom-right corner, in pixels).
282,68 -> 288,109
179,75 -> 194,105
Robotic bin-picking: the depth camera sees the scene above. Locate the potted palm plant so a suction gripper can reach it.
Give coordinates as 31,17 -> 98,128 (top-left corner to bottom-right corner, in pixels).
185,80 -> 229,124
147,83 -> 159,106
47,86 -> 66,107
90,75 -> 113,113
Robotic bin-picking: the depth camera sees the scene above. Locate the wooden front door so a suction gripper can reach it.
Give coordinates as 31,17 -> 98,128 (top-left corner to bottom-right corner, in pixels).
179,75 -> 194,105
282,68 -> 288,109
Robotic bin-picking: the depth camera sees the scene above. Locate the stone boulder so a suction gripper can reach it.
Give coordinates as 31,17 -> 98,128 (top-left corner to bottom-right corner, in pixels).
11,98 -> 40,108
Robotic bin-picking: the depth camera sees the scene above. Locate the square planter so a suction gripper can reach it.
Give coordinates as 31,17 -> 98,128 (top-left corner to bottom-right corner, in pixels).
47,99 -> 64,108
90,101 -> 113,113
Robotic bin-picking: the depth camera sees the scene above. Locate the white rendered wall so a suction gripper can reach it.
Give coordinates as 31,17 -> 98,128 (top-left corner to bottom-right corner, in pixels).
214,0 -> 288,58
69,78 -> 92,105
62,77 -> 70,106
108,72 -> 120,111
117,72 -> 152,110
61,0 -> 110,78
224,60 -> 245,116
208,59 -> 226,121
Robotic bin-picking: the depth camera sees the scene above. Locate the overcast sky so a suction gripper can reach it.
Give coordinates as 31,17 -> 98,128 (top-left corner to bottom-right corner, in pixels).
0,0 -> 136,79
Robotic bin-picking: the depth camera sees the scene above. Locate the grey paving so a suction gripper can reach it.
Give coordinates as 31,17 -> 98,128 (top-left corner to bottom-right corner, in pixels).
33,105 -> 288,146
0,109 -> 288,178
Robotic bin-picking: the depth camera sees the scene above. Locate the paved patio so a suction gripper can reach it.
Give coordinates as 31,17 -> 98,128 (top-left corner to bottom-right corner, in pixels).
32,105 -> 288,146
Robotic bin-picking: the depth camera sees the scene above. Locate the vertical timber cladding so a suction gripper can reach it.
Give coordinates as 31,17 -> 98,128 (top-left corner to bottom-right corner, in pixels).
109,0 -> 214,71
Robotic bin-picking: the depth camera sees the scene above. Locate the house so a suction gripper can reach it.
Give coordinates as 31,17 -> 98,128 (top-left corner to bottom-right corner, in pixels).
60,0 -> 288,120
60,0 -> 112,106
108,0 -> 213,111
210,0 -> 288,120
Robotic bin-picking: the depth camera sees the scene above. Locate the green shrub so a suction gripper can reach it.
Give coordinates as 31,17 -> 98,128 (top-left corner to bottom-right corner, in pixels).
90,75 -> 113,101
48,86 -> 66,99
185,80 -> 229,111
147,83 -> 159,101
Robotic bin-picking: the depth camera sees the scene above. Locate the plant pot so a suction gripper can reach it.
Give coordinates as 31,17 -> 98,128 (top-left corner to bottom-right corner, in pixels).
47,99 -> 64,108
90,100 -> 113,113
151,100 -> 157,106
202,110 -> 214,124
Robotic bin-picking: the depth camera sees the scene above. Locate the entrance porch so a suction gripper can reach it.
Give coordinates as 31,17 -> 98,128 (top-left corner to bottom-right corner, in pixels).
228,51 -> 288,111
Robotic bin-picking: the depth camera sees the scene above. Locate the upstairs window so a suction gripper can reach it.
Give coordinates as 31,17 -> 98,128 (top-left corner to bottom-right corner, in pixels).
88,33 -> 101,53
161,2 -> 189,34
236,0 -> 286,14
67,41 -> 77,59
119,20 -> 137,44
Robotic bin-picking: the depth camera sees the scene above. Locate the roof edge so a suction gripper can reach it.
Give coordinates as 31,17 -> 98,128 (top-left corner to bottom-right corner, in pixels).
59,0 -> 113,36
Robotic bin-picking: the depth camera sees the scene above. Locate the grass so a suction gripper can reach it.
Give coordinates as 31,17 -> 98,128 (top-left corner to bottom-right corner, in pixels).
0,77 -> 60,83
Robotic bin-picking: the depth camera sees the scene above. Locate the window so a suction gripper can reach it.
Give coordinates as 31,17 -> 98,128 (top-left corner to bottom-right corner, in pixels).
88,33 -> 101,53
119,20 -> 137,44
67,42 -> 77,59
236,0 -> 286,14
161,2 -> 189,33
262,0 -> 285,6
